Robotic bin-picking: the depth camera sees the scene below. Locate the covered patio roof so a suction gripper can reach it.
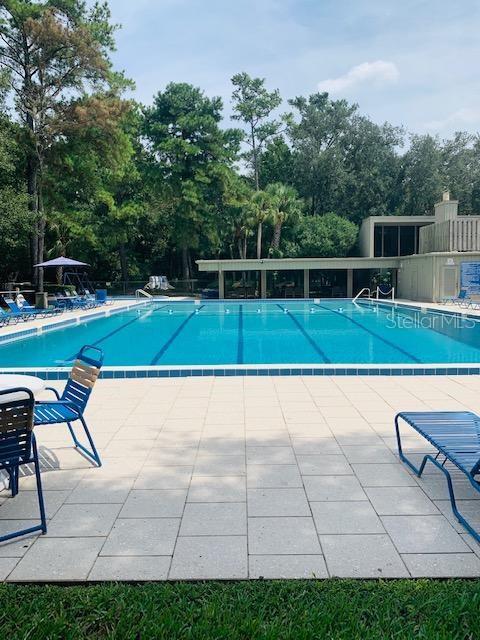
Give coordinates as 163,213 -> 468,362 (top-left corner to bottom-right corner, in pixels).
196,257 -> 400,272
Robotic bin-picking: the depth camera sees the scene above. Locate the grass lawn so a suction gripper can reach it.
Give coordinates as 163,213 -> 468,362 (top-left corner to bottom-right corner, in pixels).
1,580 -> 480,639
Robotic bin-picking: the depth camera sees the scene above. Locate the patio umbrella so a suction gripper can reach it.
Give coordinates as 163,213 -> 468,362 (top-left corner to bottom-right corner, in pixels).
34,257 -> 89,267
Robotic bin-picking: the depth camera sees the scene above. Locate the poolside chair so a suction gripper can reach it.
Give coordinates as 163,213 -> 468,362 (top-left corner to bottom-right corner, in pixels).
396,411 -> 480,543
0,308 -> 17,327
449,289 -> 471,307
4,297 -> 61,320
34,345 -> 103,467
0,387 -> 47,543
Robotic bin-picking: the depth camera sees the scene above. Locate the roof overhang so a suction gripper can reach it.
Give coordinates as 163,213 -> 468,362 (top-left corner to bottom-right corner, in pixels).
196,257 -> 400,272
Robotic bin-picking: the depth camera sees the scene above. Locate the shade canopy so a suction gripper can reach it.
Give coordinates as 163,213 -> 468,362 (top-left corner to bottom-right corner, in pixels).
34,257 -> 89,268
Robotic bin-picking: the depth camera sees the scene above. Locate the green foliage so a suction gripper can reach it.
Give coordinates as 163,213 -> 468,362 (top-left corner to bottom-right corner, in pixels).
286,213 -> 358,258
1,580 -> 480,639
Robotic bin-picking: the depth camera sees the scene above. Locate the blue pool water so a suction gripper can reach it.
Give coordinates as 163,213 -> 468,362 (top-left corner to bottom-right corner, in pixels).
2,300 -> 480,367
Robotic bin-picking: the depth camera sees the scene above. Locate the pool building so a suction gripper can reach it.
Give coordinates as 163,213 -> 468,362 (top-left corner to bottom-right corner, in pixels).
198,193 -> 480,302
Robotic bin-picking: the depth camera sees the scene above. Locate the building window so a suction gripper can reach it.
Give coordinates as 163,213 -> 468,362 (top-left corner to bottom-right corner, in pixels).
374,226 -> 383,257
383,226 -> 399,257
400,226 -> 415,255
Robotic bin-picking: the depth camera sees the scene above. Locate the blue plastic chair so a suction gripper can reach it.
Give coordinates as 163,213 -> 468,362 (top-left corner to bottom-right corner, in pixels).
0,388 -> 47,543
4,297 -> 60,320
34,345 -> 104,466
396,411 -> 480,542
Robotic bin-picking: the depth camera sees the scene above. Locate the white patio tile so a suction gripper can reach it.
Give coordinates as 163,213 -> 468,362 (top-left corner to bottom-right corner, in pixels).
290,437 -> 342,455
47,503 -> 121,537
297,455 -> 352,476
341,445 -> 398,464
187,476 -> 246,502
366,487 -> 439,515
321,534 -> 408,578
101,518 -> 179,556
0,558 -> 17,580
134,467 -> 192,490
247,465 -> 302,488
382,515 -> 470,553
0,521 -> 39,557
311,501 -> 384,534
0,490 -> 69,520
120,490 -> 187,518
89,556 -> 171,581
303,476 -> 367,501
246,447 -> 296,465
146,448 -> 198,466
248,517 -> 321,555
194,455 -> 246,476
169,536 -> 248,580
179,503 -> 246,536
249,554 -> 328,579
9,537 -> 105,581
66,476 -> 135,503
248,488 -> 310,517
402,553 -> 480,577
352,463 -> 417,487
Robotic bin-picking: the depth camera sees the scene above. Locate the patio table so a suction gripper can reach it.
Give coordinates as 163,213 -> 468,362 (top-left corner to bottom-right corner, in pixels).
0,374 -> 45,402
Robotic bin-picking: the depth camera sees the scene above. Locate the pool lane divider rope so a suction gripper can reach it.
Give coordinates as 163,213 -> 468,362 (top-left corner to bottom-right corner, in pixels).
150,305 -> 205,365
276,304 -> 331,364
314,303 -> 421,364
237,305 -> 244,364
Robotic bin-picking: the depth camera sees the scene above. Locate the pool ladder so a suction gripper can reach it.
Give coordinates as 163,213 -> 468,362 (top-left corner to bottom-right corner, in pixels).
352,287 -> 372,302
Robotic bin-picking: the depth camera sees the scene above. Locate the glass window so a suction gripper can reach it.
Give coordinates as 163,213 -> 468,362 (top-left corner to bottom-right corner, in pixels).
224,271 -> 260,299
374,225 -> 383,257
309,270 -> 347,298
383,226 -> 399,256
399,226 -> 415,255
266,270 -> 304,298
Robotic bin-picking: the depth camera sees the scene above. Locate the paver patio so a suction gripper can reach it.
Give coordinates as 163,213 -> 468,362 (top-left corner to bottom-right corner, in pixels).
1,374 -> 480,581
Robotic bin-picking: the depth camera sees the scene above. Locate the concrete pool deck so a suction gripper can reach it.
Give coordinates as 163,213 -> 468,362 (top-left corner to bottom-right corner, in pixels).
1,375 -> 480,581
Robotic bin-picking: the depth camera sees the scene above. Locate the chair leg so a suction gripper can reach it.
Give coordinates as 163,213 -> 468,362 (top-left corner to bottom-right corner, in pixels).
66,417 -> 102,467
32,436 -> 47,534
395,415 -> 480,543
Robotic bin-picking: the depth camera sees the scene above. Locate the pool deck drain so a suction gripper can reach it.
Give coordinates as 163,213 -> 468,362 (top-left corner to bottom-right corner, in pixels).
1,374 -> 480,581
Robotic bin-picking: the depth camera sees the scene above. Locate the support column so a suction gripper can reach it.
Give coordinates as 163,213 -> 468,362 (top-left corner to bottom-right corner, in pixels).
347,269 -> 353,298
218,270 -> 225,299
303,269 -> 309,298
260,270 -> 267,299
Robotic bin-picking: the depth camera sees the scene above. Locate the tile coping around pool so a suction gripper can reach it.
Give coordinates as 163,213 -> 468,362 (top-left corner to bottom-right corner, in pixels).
1,297 -> 480,377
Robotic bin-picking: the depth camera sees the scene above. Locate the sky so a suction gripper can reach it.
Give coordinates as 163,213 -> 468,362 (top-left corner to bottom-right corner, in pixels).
102,0 -> 480,138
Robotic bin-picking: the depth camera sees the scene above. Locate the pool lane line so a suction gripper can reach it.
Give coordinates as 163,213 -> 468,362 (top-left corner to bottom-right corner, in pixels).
150,305 -> 205,365
276,304 -> 331,364
314,303 -> 421,364
64,304 -> 170,363
237,304 -> 244,364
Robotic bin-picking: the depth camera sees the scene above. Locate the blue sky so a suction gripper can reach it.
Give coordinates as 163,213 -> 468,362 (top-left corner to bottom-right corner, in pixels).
105,0 -> 480,138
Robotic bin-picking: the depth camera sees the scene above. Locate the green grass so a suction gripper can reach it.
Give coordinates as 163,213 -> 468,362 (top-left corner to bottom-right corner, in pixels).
1,580 -> 480,639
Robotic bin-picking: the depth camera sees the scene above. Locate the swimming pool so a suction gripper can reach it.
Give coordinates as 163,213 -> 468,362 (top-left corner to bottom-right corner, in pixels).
2,299 -> 480,369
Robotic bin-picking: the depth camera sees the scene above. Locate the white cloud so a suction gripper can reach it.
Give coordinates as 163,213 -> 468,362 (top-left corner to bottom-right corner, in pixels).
317,60 -> 399,94
425,107 -> 480,132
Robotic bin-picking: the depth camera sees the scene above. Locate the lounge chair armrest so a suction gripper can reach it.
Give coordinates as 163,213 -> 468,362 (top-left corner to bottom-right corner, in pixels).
44,386 -> 61,400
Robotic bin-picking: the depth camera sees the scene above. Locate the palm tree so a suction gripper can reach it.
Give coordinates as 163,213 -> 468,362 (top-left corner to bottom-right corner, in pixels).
266,183 -> 303,251
249,190 -> 274,259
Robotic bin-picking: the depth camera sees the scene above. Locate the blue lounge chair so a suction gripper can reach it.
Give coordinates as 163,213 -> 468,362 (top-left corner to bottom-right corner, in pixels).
34,345 -> 103,466
0,309 -> 18,326
396,411 -> 480,542
4,297 -> 61,320
0,388 -> 47,543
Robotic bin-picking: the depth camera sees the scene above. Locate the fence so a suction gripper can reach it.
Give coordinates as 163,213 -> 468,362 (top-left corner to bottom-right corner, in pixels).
419,219 -> 480,253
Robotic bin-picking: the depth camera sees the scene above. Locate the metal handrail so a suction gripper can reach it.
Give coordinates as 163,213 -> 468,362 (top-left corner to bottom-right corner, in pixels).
135,289 -> 153,301
376,286 -> 395,300
353,287 -> 371,302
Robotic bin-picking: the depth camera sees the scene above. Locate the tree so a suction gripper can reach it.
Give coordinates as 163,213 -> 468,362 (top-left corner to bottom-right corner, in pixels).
248,190 -> 274,259
286,213 -> 358,258
258,136 -> 294,189
142,82 -> 241,279
288,92 -> 357,215
231,72 -> 282,190
265,182 -> 303,253
399,134 -> 443,215
0,0 -> 124,288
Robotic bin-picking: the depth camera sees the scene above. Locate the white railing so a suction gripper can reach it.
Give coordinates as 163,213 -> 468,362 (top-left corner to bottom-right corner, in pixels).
135,288 -> 153,301
419,219 -> 480,253
353,287 -> 371,302
376,286 -> 395,300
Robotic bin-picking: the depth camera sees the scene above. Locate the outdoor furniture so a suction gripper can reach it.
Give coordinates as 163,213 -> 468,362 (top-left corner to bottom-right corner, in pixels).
395,411 -> 480,542
4,297 -> 61,320
0,309 -> 17,326
0,387 -> 47,543
0,374 -> 46,398
34,345 -> 103,467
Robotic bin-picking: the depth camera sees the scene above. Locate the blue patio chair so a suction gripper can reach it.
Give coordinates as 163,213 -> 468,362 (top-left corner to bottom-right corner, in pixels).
34,345 -> 104,466
395,411 -> 480,542
4,297 -> 61,320
0,388 -> 47,543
